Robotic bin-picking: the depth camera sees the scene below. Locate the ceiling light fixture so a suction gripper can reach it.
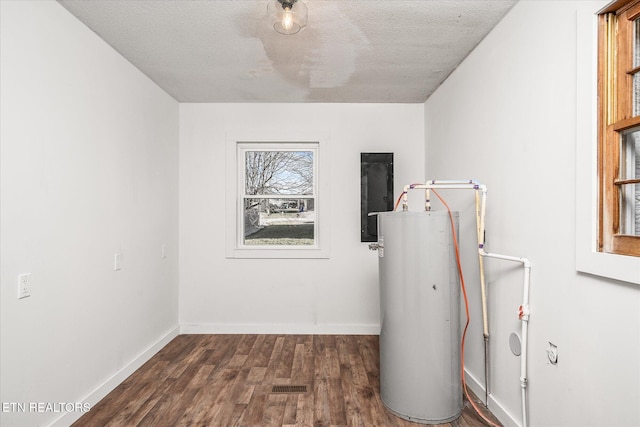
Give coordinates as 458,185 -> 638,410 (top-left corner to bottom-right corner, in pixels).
267,0 -> 308,35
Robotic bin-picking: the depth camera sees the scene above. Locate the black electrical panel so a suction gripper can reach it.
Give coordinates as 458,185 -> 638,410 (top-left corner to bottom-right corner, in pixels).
361,153 -> 394,242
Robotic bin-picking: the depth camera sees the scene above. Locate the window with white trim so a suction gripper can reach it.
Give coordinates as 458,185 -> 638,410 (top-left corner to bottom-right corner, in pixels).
574,1 -> 640,284
225,135 -> 330,259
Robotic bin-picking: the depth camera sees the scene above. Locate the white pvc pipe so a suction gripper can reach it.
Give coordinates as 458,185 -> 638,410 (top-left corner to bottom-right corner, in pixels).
521,264 -> 531,427
427,179 -> 481,185
408,183 -> 482,190
480,250 -> 531,427
475,190 -> 490,405
402,182 -> 485,210
477,184 -> 530,427
477,189 -> 530,427
476,189 -> 489,337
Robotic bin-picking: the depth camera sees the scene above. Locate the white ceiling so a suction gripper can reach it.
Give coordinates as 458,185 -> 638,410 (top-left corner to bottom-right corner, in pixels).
57,0 -> 517,103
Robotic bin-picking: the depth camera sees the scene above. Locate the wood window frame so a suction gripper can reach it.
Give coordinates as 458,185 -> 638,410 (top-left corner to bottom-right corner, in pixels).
598,0 -> 640,256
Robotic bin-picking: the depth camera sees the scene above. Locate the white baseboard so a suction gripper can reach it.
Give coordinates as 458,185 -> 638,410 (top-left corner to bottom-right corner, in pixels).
464,368 -> 521,427
180,322 -> 380,335
48,326 -> 180,427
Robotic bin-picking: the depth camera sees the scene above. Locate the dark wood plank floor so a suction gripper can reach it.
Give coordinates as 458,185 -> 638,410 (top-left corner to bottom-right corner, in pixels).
72,335 -> 501,427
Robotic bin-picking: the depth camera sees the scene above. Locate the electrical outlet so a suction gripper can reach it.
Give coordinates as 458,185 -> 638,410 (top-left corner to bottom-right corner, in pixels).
18,273 -> 31,299
161,244 -> 166,259
547,342 -> 558,365
114,253 -> 122,271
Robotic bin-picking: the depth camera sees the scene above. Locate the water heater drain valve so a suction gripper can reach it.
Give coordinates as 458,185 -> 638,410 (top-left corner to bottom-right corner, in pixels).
368,237 -> 384,257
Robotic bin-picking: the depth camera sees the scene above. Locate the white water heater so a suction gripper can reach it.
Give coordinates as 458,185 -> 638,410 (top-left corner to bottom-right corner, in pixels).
375,210 -> 462,424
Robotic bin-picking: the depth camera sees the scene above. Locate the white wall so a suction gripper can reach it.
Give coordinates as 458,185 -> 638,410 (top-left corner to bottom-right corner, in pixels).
0,2 -> 179,426
425,1 -> 640,426
179,103 -> 424,333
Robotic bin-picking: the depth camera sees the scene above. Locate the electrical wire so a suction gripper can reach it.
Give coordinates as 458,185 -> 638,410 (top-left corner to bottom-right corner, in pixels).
431,189 -> 501,427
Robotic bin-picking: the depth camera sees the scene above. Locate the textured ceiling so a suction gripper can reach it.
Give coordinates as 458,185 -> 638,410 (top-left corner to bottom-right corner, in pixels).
57,0 -> 516,103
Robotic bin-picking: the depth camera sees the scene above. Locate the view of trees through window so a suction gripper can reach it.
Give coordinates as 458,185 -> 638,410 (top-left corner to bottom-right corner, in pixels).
243,150 -> 315,246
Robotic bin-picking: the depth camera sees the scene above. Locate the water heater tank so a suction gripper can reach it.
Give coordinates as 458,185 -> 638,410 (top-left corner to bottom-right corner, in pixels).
376,210 -> 462,424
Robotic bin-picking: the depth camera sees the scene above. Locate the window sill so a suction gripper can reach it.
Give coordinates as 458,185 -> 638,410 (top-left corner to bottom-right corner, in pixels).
576,245 -> 640,284
226,247 -> 330,259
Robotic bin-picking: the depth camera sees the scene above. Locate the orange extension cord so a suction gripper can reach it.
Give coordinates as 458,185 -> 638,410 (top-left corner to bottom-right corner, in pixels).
429,189 -> 500,427
393,191 -> 406,211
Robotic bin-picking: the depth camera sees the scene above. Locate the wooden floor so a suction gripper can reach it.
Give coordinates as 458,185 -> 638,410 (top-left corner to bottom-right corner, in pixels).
72,335 -> 501,427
